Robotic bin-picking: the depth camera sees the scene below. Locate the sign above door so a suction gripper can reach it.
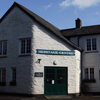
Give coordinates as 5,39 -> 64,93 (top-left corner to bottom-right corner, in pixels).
36,49 -> 75,55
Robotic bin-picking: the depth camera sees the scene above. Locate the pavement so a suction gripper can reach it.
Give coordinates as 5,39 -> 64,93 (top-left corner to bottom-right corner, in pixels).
45,95 -> 72,99
0,95 -> 100,100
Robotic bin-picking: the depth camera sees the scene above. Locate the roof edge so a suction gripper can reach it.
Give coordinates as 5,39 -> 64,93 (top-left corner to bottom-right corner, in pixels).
61,24 -> 100,32
0,2 -> 82,51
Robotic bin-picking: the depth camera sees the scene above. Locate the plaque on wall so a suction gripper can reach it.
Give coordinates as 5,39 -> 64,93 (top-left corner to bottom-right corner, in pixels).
34,72 -> 43,77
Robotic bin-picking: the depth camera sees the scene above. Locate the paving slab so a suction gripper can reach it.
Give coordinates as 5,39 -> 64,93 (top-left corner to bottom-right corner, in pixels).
45,95 -> 72,99
1,95 -> 100,100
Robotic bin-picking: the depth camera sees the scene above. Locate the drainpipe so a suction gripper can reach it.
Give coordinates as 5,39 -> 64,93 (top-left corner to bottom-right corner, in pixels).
78,36 -> 81,47
78,36 -> 83,95
80,50 -> 83,95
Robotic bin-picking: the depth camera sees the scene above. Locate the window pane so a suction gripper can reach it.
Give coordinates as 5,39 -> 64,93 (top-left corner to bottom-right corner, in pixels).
27,39 -> 31,53
90,68 -> 94,79
21,39 -> 31,54
57,69 -> 66,84
2,69 -> 6,82
87,39 -> 91,51
11,68 -> 16,82
12,68 -> 16,82
92,38 -> 97,50
0,42 -> 2,55
21,40 -> 25,54
0,69 -> 1,82
45,69 -> 54,84
3,42 -> 7,55
84,68 -> 88,79
0,69 -> 6,82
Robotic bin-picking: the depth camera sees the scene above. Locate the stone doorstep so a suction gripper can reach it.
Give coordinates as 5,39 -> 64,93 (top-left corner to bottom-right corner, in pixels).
45,95 -> 73,99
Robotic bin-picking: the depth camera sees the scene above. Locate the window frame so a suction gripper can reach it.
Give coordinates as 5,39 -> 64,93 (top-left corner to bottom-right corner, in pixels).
86,38 -> 97,52
0,68 -> 6,86
84,68 -> 94,80
10,67 -> 16,86
0,41 -> 7,57
83,68 -> 95,83
20,38 -> 31,55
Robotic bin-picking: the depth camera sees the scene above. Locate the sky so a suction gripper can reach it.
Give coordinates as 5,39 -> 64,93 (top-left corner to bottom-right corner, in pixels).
0,0 -> 100,29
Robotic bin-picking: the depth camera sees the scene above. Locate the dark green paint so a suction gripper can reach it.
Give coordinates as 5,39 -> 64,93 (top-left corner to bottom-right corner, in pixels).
44,67 -> 67,95
37,49 -> 75,55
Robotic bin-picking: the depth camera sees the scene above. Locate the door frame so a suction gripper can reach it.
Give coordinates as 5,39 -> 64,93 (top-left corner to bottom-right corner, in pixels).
44,66 -> 68,95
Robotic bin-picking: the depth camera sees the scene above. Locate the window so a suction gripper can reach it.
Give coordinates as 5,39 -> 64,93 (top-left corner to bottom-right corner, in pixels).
0,41 -> 7,56
86,38 -> 97,51
0,68 -> 6,86
20,38 -> 31,55
84,68 -> 94,80
90,68 -> 94,79
84,68 -> 88,79
10,68 -> 16,86
83,68 -> 95,83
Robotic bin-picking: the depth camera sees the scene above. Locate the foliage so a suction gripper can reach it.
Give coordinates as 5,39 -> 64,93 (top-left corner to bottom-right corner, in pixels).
81,83 -> 89,94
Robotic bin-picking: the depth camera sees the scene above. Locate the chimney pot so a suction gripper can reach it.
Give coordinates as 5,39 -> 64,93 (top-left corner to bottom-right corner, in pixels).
75,18 -> 82,28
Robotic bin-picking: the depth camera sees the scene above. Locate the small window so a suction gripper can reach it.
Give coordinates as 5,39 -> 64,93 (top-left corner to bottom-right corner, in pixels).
0,41 -> 7,56
10,68 -> 16,86
84,68 -> 94,80
0,68 -> 6,86
20,38 -> 31,55
86,38 -> 97,51
83,68 -> 95,83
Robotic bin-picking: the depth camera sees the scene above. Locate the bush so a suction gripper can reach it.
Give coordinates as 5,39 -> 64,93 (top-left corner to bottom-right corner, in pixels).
81,83 -> 89,94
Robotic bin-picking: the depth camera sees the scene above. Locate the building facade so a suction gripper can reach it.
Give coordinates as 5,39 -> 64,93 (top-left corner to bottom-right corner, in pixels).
62,18 -> 100,93
0,2 -> 81,95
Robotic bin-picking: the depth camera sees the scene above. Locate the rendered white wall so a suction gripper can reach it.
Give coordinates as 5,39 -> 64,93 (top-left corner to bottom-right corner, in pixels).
0,6 -> 81,95
0,7 -> 34,94
70,35 -> 100,92
32,22 -> 81,94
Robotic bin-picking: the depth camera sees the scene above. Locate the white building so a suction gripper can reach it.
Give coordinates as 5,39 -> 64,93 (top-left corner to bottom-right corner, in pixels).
62,18 -> 100,93
0,2 -> 81,95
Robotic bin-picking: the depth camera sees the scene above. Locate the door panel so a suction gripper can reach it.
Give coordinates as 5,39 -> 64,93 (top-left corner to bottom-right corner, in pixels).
45,68 -> 55,95
44,67 -> 67,95
56,68 -> 67,95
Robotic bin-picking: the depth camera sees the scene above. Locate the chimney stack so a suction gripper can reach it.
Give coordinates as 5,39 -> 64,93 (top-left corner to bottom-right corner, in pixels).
75,18 -> 82,28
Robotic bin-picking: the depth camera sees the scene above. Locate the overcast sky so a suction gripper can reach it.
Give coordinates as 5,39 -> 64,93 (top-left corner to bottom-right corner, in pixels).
0,0 -> 100,29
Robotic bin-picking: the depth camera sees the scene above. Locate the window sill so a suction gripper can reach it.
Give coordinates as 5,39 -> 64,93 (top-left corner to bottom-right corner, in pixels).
82,79 -> 96,83
18,54 -> 31,57
10,82 -> 16,86
85,50 -> 98,53
0,56 -> 7,58
0,82 -> 6,86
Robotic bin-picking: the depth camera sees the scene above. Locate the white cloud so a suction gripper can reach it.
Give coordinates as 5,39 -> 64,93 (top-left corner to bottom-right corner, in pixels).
59,0 -> 71,7
44,3 -> 52,10
59,0 -> 100,9
94,12 -> 99,15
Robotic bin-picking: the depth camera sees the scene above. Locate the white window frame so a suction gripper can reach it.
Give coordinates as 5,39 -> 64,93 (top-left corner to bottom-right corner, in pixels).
0,41 -> 7,56
86,38 -> 97,52
0,68 -> 6,82
84,68 -> 94,80
20,38 -> 31,55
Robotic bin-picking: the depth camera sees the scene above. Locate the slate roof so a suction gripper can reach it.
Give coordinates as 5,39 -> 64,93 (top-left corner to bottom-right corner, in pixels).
0,2 -> 82,51
61,24 -> 100,37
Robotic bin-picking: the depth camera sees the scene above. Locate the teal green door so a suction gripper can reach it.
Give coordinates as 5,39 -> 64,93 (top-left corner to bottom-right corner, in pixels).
44,67 -> 67,95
